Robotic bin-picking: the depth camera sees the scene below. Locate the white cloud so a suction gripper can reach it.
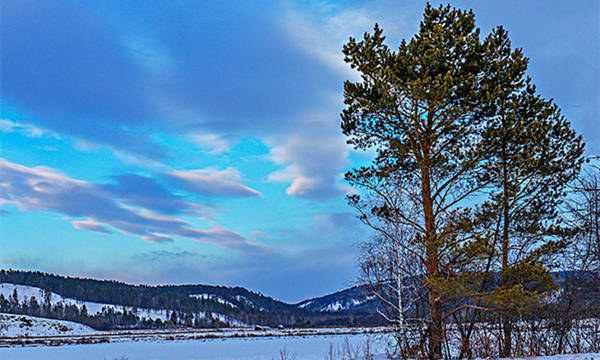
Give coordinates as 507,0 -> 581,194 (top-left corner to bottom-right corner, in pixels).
72,219 -> 112,234
166,167 -> 262,197
270,3 -> 417,201
189,133 -> 232,154
0,119 -> 60,139
265,112 -> 352,200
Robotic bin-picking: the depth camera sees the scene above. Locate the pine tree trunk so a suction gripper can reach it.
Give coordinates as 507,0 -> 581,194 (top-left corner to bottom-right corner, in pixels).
429,296 -> 443,359
421,159 -> 443,359
502,319 -> 512,357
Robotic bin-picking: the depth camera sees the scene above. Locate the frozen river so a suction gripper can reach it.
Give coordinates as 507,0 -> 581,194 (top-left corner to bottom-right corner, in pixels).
0,333 -> 388,360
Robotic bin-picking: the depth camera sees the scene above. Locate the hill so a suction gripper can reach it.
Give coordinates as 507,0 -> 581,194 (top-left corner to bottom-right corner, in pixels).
0,270 -> 382,329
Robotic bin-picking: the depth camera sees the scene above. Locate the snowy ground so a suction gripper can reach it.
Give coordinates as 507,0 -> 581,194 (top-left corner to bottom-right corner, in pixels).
0,283 -> 171,321
0,313 -> 96,337
0,312 -> 389,348
0,320 -> 389,347
1,333 -> 386,360
0,335 -> 597,360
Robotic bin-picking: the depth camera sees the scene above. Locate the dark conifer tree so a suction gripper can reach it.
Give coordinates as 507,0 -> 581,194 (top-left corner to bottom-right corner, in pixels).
475,28 -> 585,357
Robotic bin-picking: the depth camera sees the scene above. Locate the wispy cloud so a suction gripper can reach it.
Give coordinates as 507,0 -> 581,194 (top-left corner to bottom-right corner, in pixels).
102,174 -> 213,216
278,2 -> 413,78
72,219 -> 112,234
0,158 -> 266,253
120,35 -> 174,77
278,5 -> 374,78
0,119 -> 60,139
137,249 -> 198,262
165,167 -> 262,198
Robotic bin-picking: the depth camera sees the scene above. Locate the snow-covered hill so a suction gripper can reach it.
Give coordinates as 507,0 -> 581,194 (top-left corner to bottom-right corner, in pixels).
189,293 -> 238,308
0,283 -> 245,327
0,283 -> 170,321
0,313 -> 96,337
296,285 -> 377,313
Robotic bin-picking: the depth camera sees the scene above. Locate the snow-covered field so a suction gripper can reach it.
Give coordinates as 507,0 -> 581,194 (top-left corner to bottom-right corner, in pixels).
0,334 -> 597,360
1,333 -> 386,360
0,283 -> 171,321
518,355 -> 600,360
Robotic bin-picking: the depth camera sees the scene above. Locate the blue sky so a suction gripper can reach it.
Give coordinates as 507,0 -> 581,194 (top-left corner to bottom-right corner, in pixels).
1,0 -> 598,302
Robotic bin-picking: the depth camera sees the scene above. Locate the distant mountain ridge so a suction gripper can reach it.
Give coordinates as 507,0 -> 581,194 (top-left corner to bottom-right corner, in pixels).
296,285 -> 378,313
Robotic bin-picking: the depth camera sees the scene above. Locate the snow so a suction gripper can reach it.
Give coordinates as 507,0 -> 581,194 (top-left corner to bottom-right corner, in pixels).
323,301 -> 343,312
298,300 -> 313,309
189,293 -> 238,308
300,294 -> 377,312
234,295 -> 266,311
502,355 -> 600,360
0,313 -> 96,337
0,284 -> 46,304
235,295 -> 252,305
0,326 -> 389,342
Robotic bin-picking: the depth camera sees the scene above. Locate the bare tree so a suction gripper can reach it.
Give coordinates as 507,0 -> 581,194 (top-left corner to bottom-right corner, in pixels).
565,158 -> 600,272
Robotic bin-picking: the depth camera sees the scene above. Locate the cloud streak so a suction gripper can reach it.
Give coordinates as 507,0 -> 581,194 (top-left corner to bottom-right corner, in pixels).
0,158 -> 266,253
0,119 -> 59,139
102,174 -> 209,215
165,168 -> 262,198
72,219 -> 112,234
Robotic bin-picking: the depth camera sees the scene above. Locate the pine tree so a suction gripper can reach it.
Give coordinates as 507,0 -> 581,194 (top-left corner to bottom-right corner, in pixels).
80,303 -> 89,320
479,63 -> 584,355
10,288 -> 19,310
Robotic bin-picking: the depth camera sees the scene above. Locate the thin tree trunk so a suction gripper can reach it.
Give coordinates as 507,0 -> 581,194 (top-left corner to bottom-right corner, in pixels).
500,135 -> 512,358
